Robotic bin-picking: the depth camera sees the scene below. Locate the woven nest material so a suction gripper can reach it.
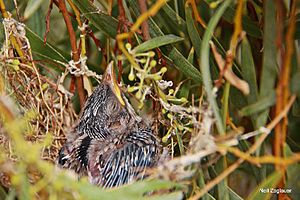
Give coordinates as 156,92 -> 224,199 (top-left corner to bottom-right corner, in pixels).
0,62 -> 78,187
0,18 -> 77,188
4,64 -> 76,159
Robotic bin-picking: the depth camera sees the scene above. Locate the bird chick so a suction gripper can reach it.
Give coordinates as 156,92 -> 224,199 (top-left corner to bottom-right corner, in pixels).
57,62 -> 161,188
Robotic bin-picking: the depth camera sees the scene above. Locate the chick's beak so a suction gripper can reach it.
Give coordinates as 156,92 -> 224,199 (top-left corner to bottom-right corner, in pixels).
103,62 -> 125,106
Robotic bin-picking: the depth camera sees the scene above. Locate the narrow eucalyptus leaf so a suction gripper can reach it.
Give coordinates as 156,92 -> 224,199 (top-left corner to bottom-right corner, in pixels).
247,171 -> 282,200
185,5 -> 202,56
24,0 -> 44,19
133,35 -> 184,53
72,0 -> 118,37
255,0 -> 278,128
223,6 -> 262,38
167,48 -> 202,83
239,91 -> 276,116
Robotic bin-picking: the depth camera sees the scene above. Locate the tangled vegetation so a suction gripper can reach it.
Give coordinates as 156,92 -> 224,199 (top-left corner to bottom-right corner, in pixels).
0,0 -> 299,199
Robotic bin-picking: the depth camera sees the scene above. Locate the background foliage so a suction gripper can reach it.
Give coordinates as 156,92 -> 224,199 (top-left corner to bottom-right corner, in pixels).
0,0 -> 299,199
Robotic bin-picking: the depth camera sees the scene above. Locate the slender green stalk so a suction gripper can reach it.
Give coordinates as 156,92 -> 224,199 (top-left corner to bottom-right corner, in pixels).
200,0 -> 233,135
199,2 -> 233,200
222,82 -> 231,129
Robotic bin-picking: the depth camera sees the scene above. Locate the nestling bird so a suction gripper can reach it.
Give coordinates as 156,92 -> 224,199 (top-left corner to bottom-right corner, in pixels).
57,62 -> 161,187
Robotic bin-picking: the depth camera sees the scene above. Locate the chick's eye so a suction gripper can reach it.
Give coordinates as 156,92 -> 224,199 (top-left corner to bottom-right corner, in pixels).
106,100 -> 119,114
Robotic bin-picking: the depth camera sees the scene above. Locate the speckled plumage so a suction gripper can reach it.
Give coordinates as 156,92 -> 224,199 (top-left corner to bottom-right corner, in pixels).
57,63 -> 161,187
87,128 -> 160,187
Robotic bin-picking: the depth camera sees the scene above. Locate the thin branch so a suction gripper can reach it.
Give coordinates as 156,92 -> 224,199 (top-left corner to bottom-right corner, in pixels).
0,0 -> 9,18
186,0 -> 207,28
44,0 -> 54,44
116,0 -> 128,82
57,0 -> 86,108
220,146 -> 300,166
116,0 -> 167,70
274,1 -> 296,198
189,95 -> 296,200
138,0 -> 151,41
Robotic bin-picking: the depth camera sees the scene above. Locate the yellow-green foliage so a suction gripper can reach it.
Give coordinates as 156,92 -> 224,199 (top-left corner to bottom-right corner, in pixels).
0,0 -> 300,199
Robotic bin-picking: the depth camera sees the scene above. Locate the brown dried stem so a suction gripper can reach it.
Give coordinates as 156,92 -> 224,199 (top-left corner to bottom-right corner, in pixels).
116,0 -> 128,82
116,0 -> 167,69
0,0 -> 9,18
57,0 -> 86,108
138,0 -> 151,41
274,1 -> 296,199
44,0 -> 54,44
186,0 -> 206,28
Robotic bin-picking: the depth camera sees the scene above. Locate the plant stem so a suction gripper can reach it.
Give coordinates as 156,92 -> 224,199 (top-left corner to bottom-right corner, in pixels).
57,0 -> 86,108
274,0 -> 296,199
138,0 -> 151,41
200,0 -> 232,135
0,0 -> 9,18
222,81 -> 230,129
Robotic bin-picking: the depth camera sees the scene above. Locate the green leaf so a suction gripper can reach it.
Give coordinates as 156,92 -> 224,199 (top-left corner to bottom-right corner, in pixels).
228,187 -> 243,200
187,47 -> 195,64
178,80 -> 191,99
115,179 -> 180,196
6,188 -> 16,200
239,141 -> 264,183
291,71 -> 300,97
239,90 -> 276,117
26,7 -> 45,38
176,130 -> 184,155
0,185 -> 7,200
286,166 -> 300,200
185,5 -> 202,56
215,157 -> 230,200
24,0 -> 45,19
133,35 -> 184,53
200,0 -> 233,135
72,0 -> 118,37
283,143 -> 300,200
156,3 -> 188,36
26,27 -> 69,71
127,0 -> 201,83
200,2 -> 234,199
20,171 -> 30,200
75,179 -> 182,200
255,0 -> 278,129
241,38 -> 258,105
247,171 -> 283,200
294,13 -> 300,39
186,2 -> 241,76
167,48 -> 202,83
146,191 -> 183,200
223,6 -> 262,38
197,170 -> 216,200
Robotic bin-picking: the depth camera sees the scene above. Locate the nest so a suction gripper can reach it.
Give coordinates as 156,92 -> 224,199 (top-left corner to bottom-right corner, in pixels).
2,63 -> 76,161
0,17 -> 77,187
